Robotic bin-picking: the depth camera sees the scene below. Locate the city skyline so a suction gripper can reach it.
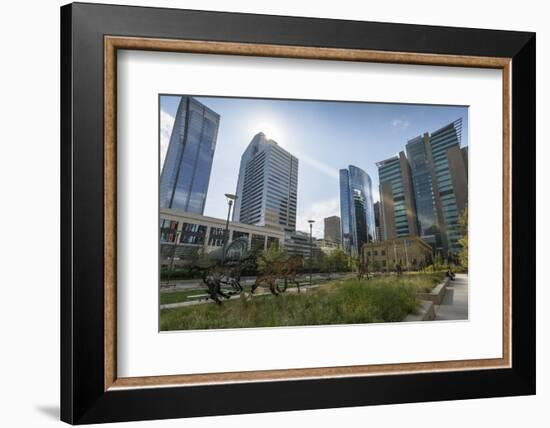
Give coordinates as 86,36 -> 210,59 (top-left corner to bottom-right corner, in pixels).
160,95 -> 468,238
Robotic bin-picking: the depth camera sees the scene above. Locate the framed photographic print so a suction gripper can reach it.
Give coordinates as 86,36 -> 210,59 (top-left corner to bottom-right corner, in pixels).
60,2 -> 535,424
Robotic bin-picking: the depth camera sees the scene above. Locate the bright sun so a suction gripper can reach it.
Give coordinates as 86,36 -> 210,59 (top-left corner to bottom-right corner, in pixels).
247,118 -> 287,146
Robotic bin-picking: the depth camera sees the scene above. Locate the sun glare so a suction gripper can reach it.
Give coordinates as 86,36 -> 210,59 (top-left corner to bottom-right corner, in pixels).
247,118 -> 287,147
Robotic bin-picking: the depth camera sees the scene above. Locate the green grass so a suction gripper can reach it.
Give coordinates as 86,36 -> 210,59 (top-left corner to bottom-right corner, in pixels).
159,275 -> 354,305
160,272 -> 444,331
398,271 -> 446,293
160,290 -> 204,305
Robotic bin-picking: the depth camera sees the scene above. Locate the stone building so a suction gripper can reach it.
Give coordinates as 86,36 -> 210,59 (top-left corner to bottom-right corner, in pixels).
362,237 -> 433,271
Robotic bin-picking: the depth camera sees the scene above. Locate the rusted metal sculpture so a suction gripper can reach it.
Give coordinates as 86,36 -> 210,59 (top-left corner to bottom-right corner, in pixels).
281,255 -> 305,292
357,252 -> 370,281
197,237 -> 306,302
251,255 -> 304,295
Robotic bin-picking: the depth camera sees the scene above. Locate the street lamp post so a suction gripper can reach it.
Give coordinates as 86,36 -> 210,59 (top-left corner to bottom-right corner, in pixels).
308,220 -> 315,286
223,193 -> 237,262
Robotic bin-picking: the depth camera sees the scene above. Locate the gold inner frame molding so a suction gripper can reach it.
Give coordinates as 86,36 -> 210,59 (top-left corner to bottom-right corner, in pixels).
104,35 -> 512,391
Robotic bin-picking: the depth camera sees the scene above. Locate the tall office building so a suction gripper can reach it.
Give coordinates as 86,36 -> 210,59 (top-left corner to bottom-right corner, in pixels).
160,96 -> 220,214
339,165 -> 376,255
378,118 -> 467,256
233,132 -> 298,232
428,119 -> 467,254
373,201 -> 384,242
406,134 -> 440,250
324,216 -> 341,244
377,152 -> 418,241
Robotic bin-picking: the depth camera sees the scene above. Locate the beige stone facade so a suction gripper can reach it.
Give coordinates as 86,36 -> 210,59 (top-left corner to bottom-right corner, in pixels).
362,237 -> 433,271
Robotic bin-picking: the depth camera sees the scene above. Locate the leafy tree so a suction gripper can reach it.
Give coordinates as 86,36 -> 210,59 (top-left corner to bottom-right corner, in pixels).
426,252 -> 445,272
325,248 -> 351,272
256,245 -> 288,273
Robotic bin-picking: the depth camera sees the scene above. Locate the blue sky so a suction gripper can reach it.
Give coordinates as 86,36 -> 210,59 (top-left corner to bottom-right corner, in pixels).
160,95 -> 468,238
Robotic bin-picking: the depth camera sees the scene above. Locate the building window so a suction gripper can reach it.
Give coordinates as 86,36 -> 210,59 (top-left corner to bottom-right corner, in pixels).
180,222 -> 207,245
267,236 -> 279,249
160,219 -> 178,243
208,227 -> 225,247
374,250 -> 378,256
251,234 -> 265,253
232,231 -> 250,244
381,250 -> 386,256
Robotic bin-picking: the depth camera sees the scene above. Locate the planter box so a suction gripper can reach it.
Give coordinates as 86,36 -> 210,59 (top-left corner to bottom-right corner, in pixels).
417,277 -> 449,305
404,300 -> 435,322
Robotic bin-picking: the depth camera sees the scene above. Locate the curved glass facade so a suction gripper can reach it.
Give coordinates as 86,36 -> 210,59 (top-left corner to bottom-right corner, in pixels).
339,165 -> 376,255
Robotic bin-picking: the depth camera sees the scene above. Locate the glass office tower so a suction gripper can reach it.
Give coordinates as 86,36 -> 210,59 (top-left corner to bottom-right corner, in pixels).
428,119 -> 464,254
377,153 -> 417,240
406,134 -> 440,251
339,165 -> 376,255
160,96 -> 220,214
233,132 -> 298,232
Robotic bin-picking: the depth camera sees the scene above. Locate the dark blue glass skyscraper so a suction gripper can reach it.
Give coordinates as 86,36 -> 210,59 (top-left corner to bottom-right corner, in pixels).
160,96 -> 220,214
406,134 -> 440,250
339,165 -> 376,255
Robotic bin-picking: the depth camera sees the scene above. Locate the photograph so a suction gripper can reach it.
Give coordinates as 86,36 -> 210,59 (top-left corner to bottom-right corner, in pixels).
53,2 -> 537,424
158,95 -> 469,331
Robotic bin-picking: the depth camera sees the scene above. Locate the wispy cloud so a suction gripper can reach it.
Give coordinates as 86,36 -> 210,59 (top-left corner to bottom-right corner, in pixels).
391,119 -> 410,129
160,110 -> 175,168
296,197 -> 340,238
293,149 -> 340,180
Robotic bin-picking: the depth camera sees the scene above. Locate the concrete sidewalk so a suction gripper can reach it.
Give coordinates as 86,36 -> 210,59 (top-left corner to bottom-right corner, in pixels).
160,272 -> 349,292
434,273 -> 468,321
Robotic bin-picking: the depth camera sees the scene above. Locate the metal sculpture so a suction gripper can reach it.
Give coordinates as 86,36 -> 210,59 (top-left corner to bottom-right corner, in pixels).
357,252 -> 370,280
198,237 -> 255,304
251,255 -> 304,295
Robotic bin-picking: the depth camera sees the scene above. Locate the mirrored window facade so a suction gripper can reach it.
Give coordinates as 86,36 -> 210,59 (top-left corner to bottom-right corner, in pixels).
339,165 -> 376,255
406,135 -> 440,250
160,96 -> 220,214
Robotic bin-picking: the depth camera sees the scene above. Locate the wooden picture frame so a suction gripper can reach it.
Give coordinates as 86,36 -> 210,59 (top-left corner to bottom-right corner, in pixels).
61,2 -> 535,424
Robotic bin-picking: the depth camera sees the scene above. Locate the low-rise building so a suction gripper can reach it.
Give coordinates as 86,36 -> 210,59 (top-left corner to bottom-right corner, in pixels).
362,237 -> 433,271
284,230 -> 322,259
316,238 -> 340,255
160,208 -> 285,266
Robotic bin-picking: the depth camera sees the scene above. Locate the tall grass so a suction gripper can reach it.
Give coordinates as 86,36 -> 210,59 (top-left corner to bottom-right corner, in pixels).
160,273 -> 444,331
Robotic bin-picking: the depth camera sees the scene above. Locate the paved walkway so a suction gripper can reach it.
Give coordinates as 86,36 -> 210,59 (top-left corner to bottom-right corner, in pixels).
160,272 -> 348,292
434,273 -> 468,321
